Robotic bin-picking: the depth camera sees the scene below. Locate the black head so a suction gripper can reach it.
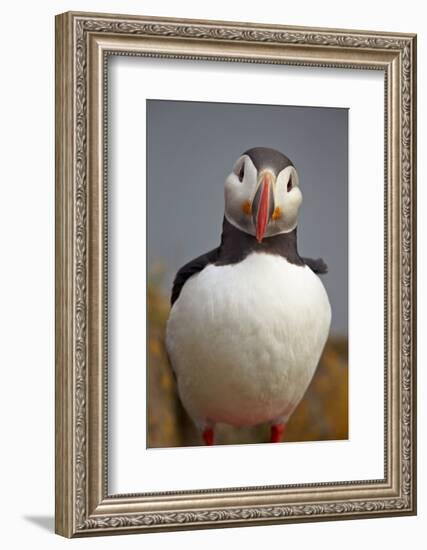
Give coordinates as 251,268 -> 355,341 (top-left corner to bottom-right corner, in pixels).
243,147 -> 294,177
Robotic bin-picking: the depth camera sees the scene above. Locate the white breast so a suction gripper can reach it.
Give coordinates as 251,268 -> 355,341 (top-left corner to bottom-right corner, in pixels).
166,252 -> 331,428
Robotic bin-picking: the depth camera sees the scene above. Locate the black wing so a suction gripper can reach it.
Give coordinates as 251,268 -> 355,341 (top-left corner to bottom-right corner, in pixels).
302,257 -> 328,275
171,247 -> 220,306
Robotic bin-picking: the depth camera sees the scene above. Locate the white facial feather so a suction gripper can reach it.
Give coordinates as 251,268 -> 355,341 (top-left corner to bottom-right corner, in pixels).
224,155 -> 258,235
272,165 -> 303,235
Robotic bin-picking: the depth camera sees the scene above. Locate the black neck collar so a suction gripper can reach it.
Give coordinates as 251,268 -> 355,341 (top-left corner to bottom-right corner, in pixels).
216,217 -> 304,267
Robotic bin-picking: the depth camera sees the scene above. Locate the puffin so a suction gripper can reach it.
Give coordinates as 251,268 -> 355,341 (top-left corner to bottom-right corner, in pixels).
166,147 -> 331,445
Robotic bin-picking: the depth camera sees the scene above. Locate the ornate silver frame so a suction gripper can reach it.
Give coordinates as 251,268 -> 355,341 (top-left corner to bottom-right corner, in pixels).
55,11 -> 417,537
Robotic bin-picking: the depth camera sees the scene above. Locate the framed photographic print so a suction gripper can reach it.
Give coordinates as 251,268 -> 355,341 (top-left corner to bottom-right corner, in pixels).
55,11 -> 417,537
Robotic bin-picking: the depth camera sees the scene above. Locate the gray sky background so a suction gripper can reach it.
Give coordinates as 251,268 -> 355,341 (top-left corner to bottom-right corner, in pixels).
147,100 -> 348,337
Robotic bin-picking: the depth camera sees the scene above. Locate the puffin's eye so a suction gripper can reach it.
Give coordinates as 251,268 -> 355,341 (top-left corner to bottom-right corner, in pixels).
237,162 -> 245,182
287,177 -> 293,192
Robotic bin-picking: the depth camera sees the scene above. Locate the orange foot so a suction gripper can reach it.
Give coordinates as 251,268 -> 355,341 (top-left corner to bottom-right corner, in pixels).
270,423 -> 286,443
202,427 -> 214,446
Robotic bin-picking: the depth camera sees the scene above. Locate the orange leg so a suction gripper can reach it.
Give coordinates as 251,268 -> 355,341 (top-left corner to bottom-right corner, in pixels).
270,423 -> 286,443
202,427 -> 214,446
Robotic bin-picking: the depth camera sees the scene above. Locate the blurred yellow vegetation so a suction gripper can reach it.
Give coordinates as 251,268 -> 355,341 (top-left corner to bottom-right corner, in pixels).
147,279 -> 348,448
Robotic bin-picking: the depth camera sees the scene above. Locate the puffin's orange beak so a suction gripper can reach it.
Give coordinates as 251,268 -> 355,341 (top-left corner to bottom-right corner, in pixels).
252,171 -> 275,243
